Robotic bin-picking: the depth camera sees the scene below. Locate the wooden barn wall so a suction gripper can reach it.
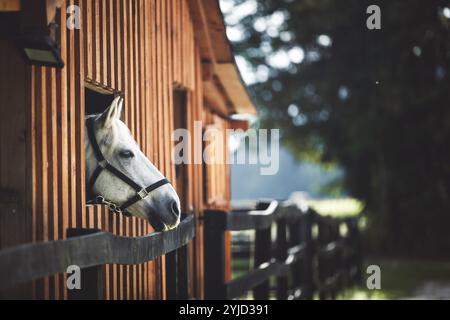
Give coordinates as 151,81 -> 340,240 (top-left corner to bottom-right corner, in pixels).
203,108 -> 231,212
203,107 -> 232,282
0,0 -> 227,300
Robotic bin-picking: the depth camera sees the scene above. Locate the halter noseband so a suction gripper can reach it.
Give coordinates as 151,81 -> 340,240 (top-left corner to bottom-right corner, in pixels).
86,116 -> 170,216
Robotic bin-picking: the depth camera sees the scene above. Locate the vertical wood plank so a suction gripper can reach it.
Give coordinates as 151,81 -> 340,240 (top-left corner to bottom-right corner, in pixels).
94,0 -> 100,83
85,0 -> 92,79
68,0 -> 77,230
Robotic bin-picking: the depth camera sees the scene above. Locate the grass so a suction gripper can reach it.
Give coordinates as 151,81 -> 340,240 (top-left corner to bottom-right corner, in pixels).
232,258 -> 252,279
338,259 -> 450,300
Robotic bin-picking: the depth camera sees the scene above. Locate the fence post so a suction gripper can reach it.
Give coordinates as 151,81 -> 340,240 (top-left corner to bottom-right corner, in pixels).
275,217 -> 288,300
316,218 -> 329,300
204,210 -> 227,300
67,228 -> 104,300
166,245 -> 190,300
253,226 -> 272,299
300,210 -> 314,300
347,218 -> 363,284
166,249 -> 177,300
177,245 -> 190,300
166,213 -> 191,300
330,220 -> 341,299
288,218 -> 301,299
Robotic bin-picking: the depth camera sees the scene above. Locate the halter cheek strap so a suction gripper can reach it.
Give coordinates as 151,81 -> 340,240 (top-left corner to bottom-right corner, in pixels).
86,116 -> 170,215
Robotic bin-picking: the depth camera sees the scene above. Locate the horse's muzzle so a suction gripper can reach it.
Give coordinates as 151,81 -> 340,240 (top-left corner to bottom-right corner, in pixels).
147,200 -> 181,232
146,214 -> 165,232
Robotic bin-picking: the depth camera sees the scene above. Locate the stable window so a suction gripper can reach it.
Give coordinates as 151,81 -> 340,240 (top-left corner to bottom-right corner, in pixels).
85,85 -> 117,116
84,85 -> 121,207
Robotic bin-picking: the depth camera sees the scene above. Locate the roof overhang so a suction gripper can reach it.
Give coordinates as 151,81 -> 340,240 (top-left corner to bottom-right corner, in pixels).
188,0 -> 257,117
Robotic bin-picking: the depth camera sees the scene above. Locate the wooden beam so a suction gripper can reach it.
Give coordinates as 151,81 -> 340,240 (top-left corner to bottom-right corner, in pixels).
228,119 -> 250,131
203,77 -> 233,117
202,63 -> 214,81
189,1 -> 257,117
215,63 -> 257,116
201,0 -> 233,63
187,0 -> 217,65
0,0 -> 20,12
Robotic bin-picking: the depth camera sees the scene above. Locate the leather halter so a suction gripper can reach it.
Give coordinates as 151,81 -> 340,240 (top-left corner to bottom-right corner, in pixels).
86,116 -> 170,216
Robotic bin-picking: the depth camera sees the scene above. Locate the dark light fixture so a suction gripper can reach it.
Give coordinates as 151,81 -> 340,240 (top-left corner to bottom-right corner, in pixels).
19,31 -> 64,68
18,0 -> 65,69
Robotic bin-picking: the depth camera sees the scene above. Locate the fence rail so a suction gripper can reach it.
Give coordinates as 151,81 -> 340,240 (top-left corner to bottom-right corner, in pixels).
204,201 -> 362,300
0,214 -> 195,297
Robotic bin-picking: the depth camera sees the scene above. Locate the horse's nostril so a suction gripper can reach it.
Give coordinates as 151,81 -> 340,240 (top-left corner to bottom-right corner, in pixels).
170,201 -> 180,218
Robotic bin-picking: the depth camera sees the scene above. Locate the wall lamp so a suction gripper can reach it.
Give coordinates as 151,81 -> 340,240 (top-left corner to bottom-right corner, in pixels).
18,0 -> 64,68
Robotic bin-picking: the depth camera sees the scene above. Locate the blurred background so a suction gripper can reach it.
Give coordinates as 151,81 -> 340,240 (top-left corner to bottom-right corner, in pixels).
223,0 -> 450,299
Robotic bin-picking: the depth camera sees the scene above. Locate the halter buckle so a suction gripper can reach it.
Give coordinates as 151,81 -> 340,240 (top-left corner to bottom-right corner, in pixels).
99,159 -> 109,169
138,188 -> 149,200
95,196 -> 122,214
109,203 -> 122,214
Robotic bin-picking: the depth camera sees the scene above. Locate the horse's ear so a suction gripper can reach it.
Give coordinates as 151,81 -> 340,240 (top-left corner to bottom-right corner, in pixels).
98,96 -> 123,128
116,96 -> 124,120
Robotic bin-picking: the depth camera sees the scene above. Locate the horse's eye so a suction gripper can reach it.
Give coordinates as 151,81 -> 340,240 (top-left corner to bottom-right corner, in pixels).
119,150 -> 134,159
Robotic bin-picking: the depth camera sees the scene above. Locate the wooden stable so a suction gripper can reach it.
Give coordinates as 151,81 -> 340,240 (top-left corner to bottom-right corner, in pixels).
0,0 -> 256,299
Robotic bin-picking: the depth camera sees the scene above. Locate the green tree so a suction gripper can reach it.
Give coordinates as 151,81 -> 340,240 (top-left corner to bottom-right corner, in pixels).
225,0 -> 450,257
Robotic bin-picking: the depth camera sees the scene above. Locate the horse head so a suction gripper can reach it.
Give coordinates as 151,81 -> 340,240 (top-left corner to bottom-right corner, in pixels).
85,97 -> 181,231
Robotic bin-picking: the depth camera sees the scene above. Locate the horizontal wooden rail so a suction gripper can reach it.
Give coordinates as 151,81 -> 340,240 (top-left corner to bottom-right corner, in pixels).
226,201 -> 310,231
226,241 -> 306,299
0,215 -> 195,291
227,200 -> 279,231
227,261 -> 280,299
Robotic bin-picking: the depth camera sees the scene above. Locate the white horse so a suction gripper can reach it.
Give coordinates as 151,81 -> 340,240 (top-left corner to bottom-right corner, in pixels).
85,96 -> 181,231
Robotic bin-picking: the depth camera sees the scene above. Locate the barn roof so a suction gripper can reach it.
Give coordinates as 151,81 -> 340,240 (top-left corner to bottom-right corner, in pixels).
189,0 -> 258,117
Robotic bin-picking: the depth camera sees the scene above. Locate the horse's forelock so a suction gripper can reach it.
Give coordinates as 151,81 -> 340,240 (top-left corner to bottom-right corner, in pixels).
86,114 -> 116,147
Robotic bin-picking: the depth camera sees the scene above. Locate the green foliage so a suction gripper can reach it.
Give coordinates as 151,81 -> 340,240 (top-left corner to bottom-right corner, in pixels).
227,0 -> 450,256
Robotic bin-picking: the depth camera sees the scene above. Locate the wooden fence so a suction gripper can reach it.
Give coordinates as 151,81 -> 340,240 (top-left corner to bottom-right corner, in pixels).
0,214 -> 195,300
0,200 -> 362,300
204,201 -> 362,300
